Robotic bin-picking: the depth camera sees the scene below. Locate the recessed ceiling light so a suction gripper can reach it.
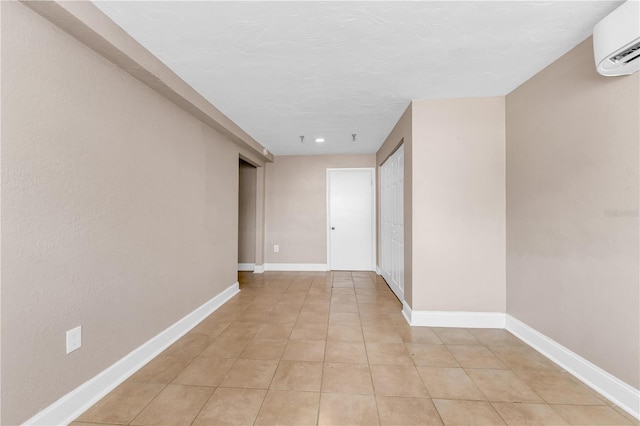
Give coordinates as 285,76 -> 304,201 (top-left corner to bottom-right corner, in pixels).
315,138 -> 325,143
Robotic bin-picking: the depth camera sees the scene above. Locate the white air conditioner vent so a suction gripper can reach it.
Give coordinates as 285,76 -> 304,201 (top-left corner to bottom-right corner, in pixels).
610,41 -> 640,65
593,1 -> 640,76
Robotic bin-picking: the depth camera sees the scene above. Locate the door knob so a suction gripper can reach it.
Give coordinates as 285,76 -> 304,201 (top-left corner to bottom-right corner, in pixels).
331,227 -> 335,230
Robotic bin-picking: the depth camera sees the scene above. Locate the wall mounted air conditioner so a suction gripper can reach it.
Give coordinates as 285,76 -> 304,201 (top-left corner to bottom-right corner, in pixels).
593,0 -> 640,76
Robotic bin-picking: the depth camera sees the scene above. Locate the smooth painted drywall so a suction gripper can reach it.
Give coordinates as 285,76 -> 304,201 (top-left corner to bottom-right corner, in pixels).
506,38 -> 639,388
412,97 -> 506,312
265,154 -> 375,265
376,104 -> 413,306
22,1 -> 273,164
1,3 -> 264,423
238,160 -> 257,264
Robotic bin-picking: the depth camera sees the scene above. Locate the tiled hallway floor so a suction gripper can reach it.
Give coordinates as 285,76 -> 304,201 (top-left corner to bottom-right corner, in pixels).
72,271 -> 637,425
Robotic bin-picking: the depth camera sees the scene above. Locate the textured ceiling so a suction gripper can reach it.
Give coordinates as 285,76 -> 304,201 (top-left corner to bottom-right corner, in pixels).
94,1 -> 622,155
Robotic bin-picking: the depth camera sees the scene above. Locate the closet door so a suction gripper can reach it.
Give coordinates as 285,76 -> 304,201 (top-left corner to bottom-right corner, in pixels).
380,144 -> 404,301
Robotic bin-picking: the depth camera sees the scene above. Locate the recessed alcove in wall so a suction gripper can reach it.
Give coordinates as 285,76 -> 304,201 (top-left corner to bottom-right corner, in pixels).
238,158 -> 257,270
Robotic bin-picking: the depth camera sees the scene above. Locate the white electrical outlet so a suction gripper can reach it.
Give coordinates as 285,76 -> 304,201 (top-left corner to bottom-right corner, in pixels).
66,326 -> 82,354
274,244 -> 279,252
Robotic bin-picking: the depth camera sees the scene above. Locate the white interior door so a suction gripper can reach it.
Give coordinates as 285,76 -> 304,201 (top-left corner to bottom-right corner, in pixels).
380,144 -> 404,301
328,168 -> 375,271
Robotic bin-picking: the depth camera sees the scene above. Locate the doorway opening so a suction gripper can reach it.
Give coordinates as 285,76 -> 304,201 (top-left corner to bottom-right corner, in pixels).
238,158 -> 257,271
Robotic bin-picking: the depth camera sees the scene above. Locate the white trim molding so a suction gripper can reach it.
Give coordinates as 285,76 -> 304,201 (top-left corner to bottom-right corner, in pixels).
405,308 -> 506,329
237,263 -> 255,272
254,264 -> 265,274
402,301 -> 413,325
375,266 -> 382,275
23,282 -> 240,426
506,315 -> 640,420
264,263 -> 329,272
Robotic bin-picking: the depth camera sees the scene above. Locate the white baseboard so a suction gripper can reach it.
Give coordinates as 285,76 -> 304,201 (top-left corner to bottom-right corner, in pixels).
23,282 -> 240,426
506,315 -> 640,420
254,264 -> 265,274
237,263 -> 255,272
375,266 -> 382,275
397,307 -> 639,420
264,263 -> 329,272
402,301 -> 412,325
406,308 -> 505,329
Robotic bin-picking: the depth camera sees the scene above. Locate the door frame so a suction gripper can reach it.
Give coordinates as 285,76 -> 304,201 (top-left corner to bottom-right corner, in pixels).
326,168 -> 376,271
238,154 -> 265,273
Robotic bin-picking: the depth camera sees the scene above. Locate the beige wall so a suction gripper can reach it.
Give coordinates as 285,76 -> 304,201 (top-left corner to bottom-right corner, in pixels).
412,98 -> 506,312
376,99 -> 505,312
506,38 -> 640,388
1,3 -> 264,423
265,154 -> 375,265
238,160 -> 257,264
376,104 -> 413,306
4,2 -> 638,423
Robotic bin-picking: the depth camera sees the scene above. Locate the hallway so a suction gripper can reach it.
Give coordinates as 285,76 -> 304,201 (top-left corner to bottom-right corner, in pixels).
72,272 -> 634,425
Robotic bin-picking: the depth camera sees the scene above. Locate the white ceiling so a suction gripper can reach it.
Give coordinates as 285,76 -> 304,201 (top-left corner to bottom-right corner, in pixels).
94,1 -> 622,156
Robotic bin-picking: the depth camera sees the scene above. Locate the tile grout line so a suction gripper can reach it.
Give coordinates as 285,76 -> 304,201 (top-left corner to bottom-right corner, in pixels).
125,381 -> 170,425
186,384 -> 217,426
166,351 -> 215,426
315,274 -> 335,426
252,273 -> 304,425
402,304 -> 449,426
179,276 -> 255,426
352,271 -> 385,426
411,342 -> 447,425
482,345 -> 556,407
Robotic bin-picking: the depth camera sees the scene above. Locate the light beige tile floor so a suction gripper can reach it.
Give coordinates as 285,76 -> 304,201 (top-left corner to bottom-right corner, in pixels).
73,271 -> 638,426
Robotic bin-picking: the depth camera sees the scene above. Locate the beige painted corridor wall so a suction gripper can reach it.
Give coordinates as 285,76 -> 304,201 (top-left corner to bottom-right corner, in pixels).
265,154 -> 375,265
1,3 -> 264,423
506,38 -> 640,388
412,98 -> 506,312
